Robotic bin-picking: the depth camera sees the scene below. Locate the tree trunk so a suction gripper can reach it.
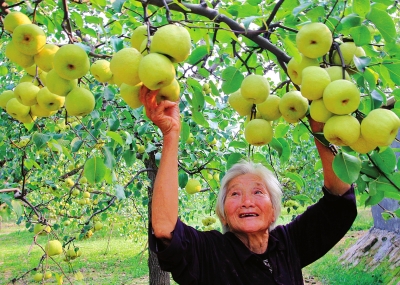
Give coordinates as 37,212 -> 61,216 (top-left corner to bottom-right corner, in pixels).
145,152 -> 170,285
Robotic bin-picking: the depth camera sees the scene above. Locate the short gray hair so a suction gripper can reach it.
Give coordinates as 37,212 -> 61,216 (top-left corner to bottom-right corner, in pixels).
215,160 -> 282,233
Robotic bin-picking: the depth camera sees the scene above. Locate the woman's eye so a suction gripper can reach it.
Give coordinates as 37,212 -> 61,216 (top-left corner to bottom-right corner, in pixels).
255,190 -> 263,194
230,191 -> 239,196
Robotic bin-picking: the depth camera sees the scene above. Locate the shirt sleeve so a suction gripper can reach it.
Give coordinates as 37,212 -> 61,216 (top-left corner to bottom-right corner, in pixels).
148,219 -> 202,284
283,185 -> 357,267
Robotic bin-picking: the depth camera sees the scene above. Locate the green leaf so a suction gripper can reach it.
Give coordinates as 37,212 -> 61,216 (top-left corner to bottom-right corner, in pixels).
352,0 -> 371,17
71,138 -> 83,152
122,150 -> 136,167
178,172 -> 188,189
370,147 -> 396,174
32,133 -> 51,149
292,123 -> 309,144
106,131 -> 124,146
111,0 -> 125,12
333,152 -> 362,184
349,25 -> 371,46
111,36 -> 124,52
292,194 -> 313,204
180,121 -> 190,143
305,6 -> 325,22
221,66 -> 244,94
227,153 -> 244,170
366,4 -> 396,43
286,172 -> 305,190
115,184 -> 126,200
187,45 -> 208,65
384,63 -> 400,85
192,110 -> 209,127
84,157 -> 107,184
292,3 -> 312,17
353,56 -> 371,72
274,123 -> 290,138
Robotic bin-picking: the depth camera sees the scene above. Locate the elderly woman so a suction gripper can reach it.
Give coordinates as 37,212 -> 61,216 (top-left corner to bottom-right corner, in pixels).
141,87 -> 357,285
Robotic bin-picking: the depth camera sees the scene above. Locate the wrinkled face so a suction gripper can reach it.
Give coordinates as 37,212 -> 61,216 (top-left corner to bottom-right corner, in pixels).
223,173 -> 275,235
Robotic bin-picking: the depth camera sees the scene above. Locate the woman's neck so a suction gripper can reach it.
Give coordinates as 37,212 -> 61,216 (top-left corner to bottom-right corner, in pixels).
233,230 -> 269,254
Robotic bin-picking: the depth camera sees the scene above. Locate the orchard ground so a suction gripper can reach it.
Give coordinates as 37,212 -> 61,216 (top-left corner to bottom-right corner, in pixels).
0,206 -> 397,285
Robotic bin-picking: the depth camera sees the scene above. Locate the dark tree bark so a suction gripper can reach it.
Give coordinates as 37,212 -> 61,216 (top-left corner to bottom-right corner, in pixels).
145,151 -> 170,285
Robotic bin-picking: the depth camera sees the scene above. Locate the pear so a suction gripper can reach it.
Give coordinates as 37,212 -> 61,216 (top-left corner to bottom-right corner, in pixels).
130,25 -> 149,51
65,87 -> 95,116
257,95 -> 282,121
185,179 -> 201,194
323,115 -> 360,146
3,11 -> 31,33
34,43 -> 60,72
14,82 -> 40,106
6,98 -> 31,120
36,87 -> 65,111
332,42 -> 366,71
150,24 -> 191,63
325,66 -> 350,81
110,48 -> 143,86
119,83 -> 143,109
12,24 -> 46,56
301,66 -> 331,100
244,118 -> 273,146
53,44 -> 90,80
45,240 -> 63,256
287,55 -> 319,85
309,98 -> 333,123
322,80 -> 360,115
157,78 -> 180,103
360,108 -> 400,146
296,22 -> 333,59
30,104 -> 57,117
279,90 -> 309,123
138,53 -> 176,90
240,74 -> 270,104
46,69 -> 77,97
228,90 -> 253,116
5,41 -> 34,68
90,59 -> 113,83
0,90 -> 15,109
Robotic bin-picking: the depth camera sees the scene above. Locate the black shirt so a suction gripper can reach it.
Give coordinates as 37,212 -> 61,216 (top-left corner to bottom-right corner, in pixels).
149,186 -> 357,285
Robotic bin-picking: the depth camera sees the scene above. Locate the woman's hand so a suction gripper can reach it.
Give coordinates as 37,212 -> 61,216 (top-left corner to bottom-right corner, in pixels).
140,85 -> 181,137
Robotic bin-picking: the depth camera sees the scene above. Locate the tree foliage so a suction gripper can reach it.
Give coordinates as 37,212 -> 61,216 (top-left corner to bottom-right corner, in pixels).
0,0 -> 399,283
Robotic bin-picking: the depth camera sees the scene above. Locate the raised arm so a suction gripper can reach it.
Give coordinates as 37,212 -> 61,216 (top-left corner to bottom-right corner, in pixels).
309,117 -> 350,195
140,86 -> 181,241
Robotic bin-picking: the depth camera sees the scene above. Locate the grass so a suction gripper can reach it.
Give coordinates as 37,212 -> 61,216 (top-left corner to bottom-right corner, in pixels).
1,206 -> 396,285
0,222 -> 148,284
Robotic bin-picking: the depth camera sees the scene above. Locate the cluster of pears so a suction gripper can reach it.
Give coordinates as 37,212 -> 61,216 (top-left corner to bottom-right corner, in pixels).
0,11 -> 95,123
90,24 -> 191,109
201,216 -> 217,230
288,22 -> 400,153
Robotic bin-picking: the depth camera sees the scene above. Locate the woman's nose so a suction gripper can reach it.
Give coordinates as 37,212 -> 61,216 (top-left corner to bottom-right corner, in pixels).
241,194 -> 254,207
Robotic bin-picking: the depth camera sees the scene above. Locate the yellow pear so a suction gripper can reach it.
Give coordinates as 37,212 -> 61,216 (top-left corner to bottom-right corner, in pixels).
30,103 -> 57,117
139,36 -> 153,55
240,74 -> 270,104
332,42 -> 366,70
65,87 -> 95,116
110,48 -> 143,86
138,53 -> 176,90
130,25 -> 149,50
244,118 -> 273,146
309,98 -> 333,123
349,135 -> 377,154
322,80 -> 360,115
185,179 -> 201,194
323,115 -> 360,146
12,24 -> 46,56
53,44 -> 90,80
157,78 -> 180,103
119,83 -> 143,109
150,24 -> 191,63
24,64 -> 43,76
18,113 -> 36,124
45,240 -> 63,256
33,223 -> 51,235
6,98 -> 31,120
5,41 -> 34,68
34,43 -> 60,72
19,74 -> 40,86
14,82 -> 40,106
360,108 -> 400,146
46,69 -> 78,97
36,87 -> 65,111
228,89 -> 253,116
3,11 -> 31,33
287,55 -> 319,85
278,90 -> 309,123
90,59 -> 113,83
296,22 -> 333,59
325,66 -> 350,81
301,66 -> 331,101
33,273 -> 43,282
0,90 -> 15,109
257,95 -> 282,121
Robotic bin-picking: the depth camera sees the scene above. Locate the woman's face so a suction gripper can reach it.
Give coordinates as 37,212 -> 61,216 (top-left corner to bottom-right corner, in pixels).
223,173 -> 275,235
